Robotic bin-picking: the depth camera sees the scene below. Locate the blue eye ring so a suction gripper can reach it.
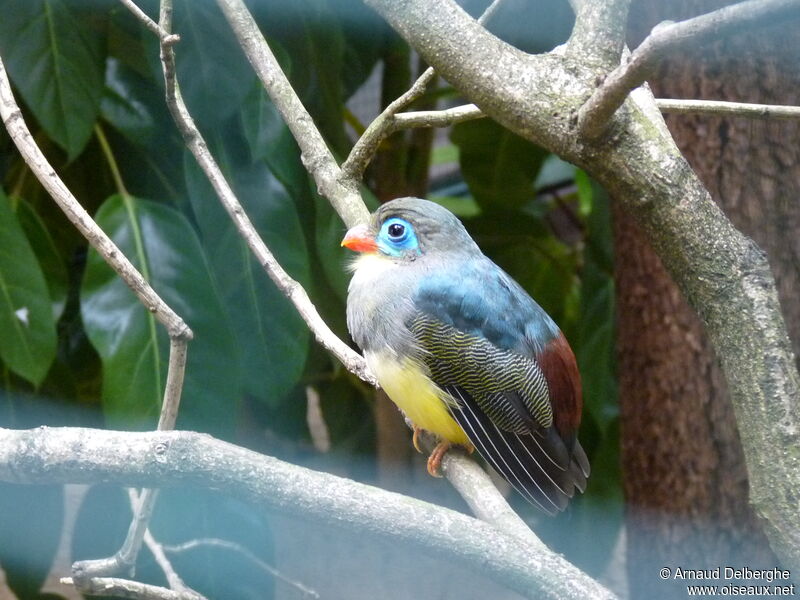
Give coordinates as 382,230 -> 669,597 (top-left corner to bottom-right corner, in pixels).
378,217 -> 420,256
383,217 -> 410,242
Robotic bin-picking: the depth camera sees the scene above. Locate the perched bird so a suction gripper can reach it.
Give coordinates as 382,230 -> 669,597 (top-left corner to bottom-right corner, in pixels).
342,197 -> 589,514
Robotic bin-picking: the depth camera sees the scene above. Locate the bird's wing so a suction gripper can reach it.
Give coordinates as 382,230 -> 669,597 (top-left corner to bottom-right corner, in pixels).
410,262 -> 588,513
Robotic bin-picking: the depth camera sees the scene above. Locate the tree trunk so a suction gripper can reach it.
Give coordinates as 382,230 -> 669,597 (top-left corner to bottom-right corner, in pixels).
619,1 -> 799,594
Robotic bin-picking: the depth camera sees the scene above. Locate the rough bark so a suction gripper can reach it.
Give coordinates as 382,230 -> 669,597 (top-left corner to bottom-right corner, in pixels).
617,4 -> 799,593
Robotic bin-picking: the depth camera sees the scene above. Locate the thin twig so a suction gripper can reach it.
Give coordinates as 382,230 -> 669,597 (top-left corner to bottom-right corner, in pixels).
578,0 -> 800,138
340,67 -> 438,181
657,98 -> 800,120
163,538 -> 320,599
393,103 -> 484,129
158,337 -> 189,430
125,489 -> 204,598
340,0 -> 506,181
348,97 -> 800,136
215,0 -> 368,228
117,0 -> 180,44
305,386 -> 331,453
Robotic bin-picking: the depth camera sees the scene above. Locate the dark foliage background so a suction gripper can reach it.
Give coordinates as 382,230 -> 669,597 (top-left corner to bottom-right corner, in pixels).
0,1 -> 619,597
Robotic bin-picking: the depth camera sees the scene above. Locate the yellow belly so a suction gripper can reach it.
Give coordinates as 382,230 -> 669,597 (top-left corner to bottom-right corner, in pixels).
365,350 -> 470,445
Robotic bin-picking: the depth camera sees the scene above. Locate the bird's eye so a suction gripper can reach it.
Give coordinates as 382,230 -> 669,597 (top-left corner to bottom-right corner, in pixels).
379,217 -> 418,255
388,223 -> 405,239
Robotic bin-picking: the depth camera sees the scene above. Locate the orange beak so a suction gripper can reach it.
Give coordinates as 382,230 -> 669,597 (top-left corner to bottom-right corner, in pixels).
341,223 -> 378,253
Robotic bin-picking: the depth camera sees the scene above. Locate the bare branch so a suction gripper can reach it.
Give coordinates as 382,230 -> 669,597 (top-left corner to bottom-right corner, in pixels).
656,98 -> 800,120
117,0 -> 180,44
0,57 -> 192,342
439,449 -> 547,551
340,67 -> 437,181
71,487 -> 163,585
1,44 -> 199,593
158,337 -> 189,431
143,530 -> 200,597
0,426 -> 616,600
341,0 -> 504,181
394,103 -> 484,129
578,0 -> 800,138
567,0 -> 631,65
61,576 -> 203,600
390,98 -> 800,134
214,0 -> 368,228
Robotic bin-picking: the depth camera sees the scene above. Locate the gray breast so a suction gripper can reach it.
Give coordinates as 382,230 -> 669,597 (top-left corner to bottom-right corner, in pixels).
346,256 -> 423,358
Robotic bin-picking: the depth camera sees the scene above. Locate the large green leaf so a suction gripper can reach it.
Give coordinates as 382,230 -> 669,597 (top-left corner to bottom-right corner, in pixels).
16,199 -> 69,321
81,195 -> 240,436
0,0 -> 104,159
257,0 -> 349,155
184,147 -> 311,408
0,191 -> 57,386
170,0 -> 257,127
451,119 -> 548,212
336,1 -> 389,99
101,58 -> 159,147
240,85 -> 308,202
313,189 -> 351,303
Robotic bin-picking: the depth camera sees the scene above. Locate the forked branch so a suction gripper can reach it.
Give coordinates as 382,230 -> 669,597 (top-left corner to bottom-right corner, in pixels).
578,0 -> 800,138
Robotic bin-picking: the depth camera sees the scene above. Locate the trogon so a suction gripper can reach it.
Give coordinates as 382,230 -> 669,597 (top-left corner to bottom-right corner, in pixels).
342,197 -> 589,514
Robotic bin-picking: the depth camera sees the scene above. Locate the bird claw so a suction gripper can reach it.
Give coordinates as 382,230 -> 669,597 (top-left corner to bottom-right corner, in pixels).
412,426 -> 424,454
426,441 -> 451,477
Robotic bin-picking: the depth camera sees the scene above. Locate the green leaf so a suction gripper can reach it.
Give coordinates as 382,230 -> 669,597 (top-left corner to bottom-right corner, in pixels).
171,0 -> 257,127
240,85 -> 308,201
451,119 -> 548,212
467,211 -> 575,324
16,200 -> 69,321
0,190 -> 57,386
337,1 -> 388,99
0,0 -> 104,159
101,58 -> 159,147
81,195 -> 240,436
259,0 -> 349,155
313,189 -> 350,302
184,149 -> 311,408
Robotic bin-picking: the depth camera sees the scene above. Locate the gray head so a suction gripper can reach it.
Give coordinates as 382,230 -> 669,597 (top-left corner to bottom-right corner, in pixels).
342,197 -> 480,260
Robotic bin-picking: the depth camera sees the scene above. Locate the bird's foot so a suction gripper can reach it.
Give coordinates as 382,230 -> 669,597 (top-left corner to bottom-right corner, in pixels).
426,441 -> 452,478
412,426 -> 424,454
